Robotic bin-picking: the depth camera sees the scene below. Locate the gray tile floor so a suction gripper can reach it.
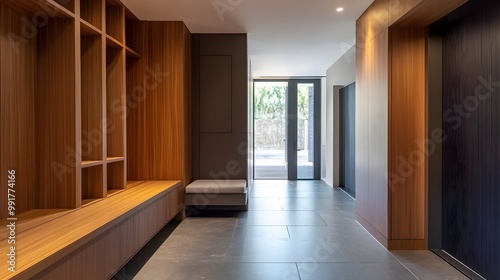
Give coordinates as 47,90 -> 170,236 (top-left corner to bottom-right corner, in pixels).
116,180 -> 469,280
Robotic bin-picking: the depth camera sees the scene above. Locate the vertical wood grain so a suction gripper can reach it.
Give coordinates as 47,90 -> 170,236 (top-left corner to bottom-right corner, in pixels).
106,47 -> 125,158
0,4 -> 37,218
81,35 -> 103,161
36,18 -> 77,209
80,0 -> 103,29
105,2 -> 123,42
393,0 -> 468,27
442,0 -> 500,277
53,0 -> 76,13
355,28 -> 389,239
389,27 -> 427,240
107,160 -> 124,190
125,21 -> 148,181
82,164 -> 104,200
126,21 -> 192,182
356,0 -> 465,249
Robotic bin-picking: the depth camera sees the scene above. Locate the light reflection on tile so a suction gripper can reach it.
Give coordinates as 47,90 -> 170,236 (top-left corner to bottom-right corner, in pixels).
117,180 -> 467,280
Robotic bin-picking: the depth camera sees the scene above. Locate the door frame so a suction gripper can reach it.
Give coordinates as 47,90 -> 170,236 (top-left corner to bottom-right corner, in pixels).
253,79 -> 321,180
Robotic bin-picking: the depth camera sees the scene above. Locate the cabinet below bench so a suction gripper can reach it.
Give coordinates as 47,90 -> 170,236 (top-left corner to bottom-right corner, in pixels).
0,181 -> 184,280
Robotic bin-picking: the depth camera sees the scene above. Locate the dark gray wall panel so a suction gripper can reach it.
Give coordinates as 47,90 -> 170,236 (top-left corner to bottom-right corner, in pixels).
199,133 -> 248,179
200,55 -> 232,133
340,83 -> 356,196
192,34 -> 248,180
440,0 -> 500,278
200,34 -> 247,57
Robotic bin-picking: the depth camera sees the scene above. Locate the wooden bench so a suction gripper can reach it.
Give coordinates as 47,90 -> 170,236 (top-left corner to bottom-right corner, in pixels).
185,179 -> 248,211
0,181 -> 184,280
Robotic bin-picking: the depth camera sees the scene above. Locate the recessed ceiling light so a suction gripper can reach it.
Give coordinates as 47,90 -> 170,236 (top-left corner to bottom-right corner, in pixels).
336,7 -> 344,12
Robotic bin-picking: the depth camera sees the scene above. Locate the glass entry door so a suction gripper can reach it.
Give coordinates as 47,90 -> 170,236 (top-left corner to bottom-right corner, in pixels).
254,81 -> 288,179
254,80 -> 321,180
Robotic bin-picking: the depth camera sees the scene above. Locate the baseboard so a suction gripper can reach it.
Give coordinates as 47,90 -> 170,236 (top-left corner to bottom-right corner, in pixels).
356,213 -> 389,248
432,249 -> 486,280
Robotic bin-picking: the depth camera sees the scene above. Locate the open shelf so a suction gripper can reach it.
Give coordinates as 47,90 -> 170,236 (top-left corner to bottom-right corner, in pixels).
81,20 -> 102,36
106,34 -> 123,48
107,161 -> 125,193
82,165 -> 105,204
80,0 -> 103,30
82,160 -> 104,168
125,19 -> 142,56
81,35 -> 104,163
52,0 -> 75,13
106,47 -> 125,158
126,46 -> 141,58
107,156 -> 124,163
0,0 -> 75,18
106,1 -> 124,43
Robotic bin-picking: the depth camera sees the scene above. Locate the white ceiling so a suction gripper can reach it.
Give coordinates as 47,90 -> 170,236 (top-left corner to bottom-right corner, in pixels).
121,0 -> 373,77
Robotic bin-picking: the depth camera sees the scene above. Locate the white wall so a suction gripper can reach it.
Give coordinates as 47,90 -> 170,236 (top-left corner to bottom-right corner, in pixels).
322,46 -> 356,187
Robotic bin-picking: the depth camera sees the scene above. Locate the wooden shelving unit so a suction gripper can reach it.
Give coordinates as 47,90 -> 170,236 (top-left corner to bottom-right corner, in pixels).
0,0 -> 129,217
105,1 -> 124,43
53,0 -> 75,13
106,47 -> 125,159
107,160 -> 126,194
82,165 -> 104,204
80,0 -> 103,30
1,0 -> 191,277
81,35 -> 104,162
81,20 -> 102,35
82,160 -> 104,168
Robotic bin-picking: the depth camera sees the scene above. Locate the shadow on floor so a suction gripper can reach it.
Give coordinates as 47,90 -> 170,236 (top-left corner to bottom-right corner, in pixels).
112,221 -> 181,279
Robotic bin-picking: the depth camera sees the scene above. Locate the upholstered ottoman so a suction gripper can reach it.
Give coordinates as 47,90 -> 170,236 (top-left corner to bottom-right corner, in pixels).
185,179 -> 248,210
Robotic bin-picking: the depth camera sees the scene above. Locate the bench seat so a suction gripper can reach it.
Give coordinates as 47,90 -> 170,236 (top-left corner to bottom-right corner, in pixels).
185,179 -> 248,210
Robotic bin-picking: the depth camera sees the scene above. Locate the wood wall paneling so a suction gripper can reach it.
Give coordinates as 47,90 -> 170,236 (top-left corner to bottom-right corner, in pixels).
82,164 -> 104,202
126,22 -> 192,182
81,35 -> 104,161
357,0 -> 389,42
53,0 -> 75,13
356,0 -> 466,250
0,4 -> 37,219
105,2 -> 124,42
368,29 -> 389,239
355,28 -> 389,240
389,27 -> 427,241
393,0 -> 468,27
107,160 -> 125,191
354,39 -> 371,226
36,18 -> 78,209
0,0 -> 75,18
148,22 -> 189,180
126,21 -> 148,181
106,47 -> 125,158
80,0 -> 103,30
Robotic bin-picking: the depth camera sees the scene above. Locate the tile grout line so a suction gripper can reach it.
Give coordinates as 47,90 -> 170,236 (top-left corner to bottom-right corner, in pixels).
390,255 -> 422,280
295,263 -> 302,280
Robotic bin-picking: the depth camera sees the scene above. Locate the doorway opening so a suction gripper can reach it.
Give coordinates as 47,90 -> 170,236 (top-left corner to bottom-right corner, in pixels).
253,79 -> 321,180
